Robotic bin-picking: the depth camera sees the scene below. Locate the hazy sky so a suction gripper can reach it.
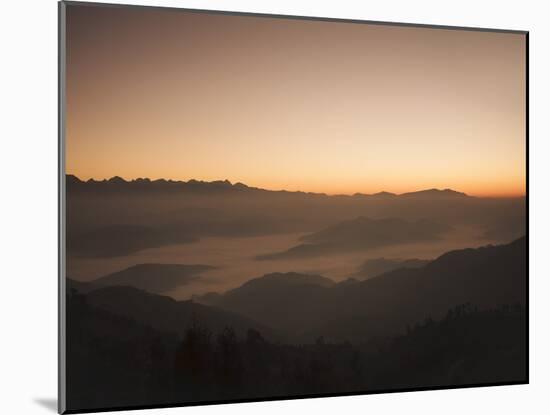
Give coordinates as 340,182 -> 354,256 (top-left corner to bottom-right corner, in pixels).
65,4 -> 526,196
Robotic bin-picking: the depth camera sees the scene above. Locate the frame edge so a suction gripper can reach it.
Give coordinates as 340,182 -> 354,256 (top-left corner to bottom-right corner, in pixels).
58,1 -> 67,413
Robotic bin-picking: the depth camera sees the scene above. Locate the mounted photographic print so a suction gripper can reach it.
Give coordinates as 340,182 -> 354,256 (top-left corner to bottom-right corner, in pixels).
58,1 -> 528,413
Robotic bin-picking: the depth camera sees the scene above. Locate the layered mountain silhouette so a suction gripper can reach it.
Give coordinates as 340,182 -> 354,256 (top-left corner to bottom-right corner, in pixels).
66,174 -> 471,199
199,237 -> 526,341
66,289 -> 179,409
67,288 -> 526,410
66,174 -> 262,195
194,272 -> 334,336
256,217 -> 450,260
400,188 -> 468,198
352,257 -> 431,279
65,236 -> 526,409
69,284 -> 276,340
66,174 -> 525,259
69,263 -> 214,294
64,173 -> 527,409
95,263 -> 214,293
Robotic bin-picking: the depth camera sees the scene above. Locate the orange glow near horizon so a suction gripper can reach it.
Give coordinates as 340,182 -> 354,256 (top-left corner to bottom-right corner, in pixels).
65,5 -> 526,199
66,171 -> 525,198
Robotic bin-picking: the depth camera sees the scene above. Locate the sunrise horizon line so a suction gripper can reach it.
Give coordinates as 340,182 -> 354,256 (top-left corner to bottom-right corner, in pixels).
66,173 -> 526,199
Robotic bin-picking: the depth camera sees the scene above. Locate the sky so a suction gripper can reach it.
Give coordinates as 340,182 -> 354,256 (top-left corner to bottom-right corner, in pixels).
65,4 -> 526,197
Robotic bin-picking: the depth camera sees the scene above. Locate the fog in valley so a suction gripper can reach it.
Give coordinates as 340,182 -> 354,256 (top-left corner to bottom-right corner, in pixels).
65,176 -> 527,411
66,176 -> 525,300
69,226 -> 500,300
62,5 -> 526,410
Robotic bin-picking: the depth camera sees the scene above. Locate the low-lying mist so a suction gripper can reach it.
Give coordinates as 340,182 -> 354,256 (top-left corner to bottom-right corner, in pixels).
68,224 -> 505,300
66,177 -> 525,300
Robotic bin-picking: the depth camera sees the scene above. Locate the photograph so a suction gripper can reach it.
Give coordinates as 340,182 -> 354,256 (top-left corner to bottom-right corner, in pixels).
61,2 -> 527,412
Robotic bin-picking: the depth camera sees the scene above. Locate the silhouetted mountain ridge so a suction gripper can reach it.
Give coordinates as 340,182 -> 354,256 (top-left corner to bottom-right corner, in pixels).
353,257 -> 431,279
194,272 -> 335,334
66,174 -> 470,198
67,285 -> 527,410
202,237 -> 526,341
257,217 -> 450,260
90,263 -> 215,293
236,272 -> 335,290
83,285 -> 278,340
400,188 -> 468,198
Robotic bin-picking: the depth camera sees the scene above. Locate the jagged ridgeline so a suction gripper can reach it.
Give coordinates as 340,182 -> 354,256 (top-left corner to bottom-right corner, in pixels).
60,4 -> 527,412
66,174 -> 525,259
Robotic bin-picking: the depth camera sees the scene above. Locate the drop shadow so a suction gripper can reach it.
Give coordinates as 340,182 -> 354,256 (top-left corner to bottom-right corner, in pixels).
34,398 -> 57,413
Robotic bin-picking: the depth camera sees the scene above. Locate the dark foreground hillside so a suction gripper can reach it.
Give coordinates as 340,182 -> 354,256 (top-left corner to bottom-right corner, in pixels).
198,237 -> 527,341
66,291 -> 526,412
65,237 -> 527,411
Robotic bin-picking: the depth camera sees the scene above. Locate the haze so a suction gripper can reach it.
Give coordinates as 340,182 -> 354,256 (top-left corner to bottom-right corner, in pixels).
63,4 -> 527,409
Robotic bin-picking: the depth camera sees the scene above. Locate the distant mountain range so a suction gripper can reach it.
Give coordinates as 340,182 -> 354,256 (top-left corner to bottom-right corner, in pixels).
352,257 -> 431,279
67,174 -> 261,195
66,174 -> 470,198
65,174 -> 524,260
256,217 -> 450,260
400,188 -> 468,198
